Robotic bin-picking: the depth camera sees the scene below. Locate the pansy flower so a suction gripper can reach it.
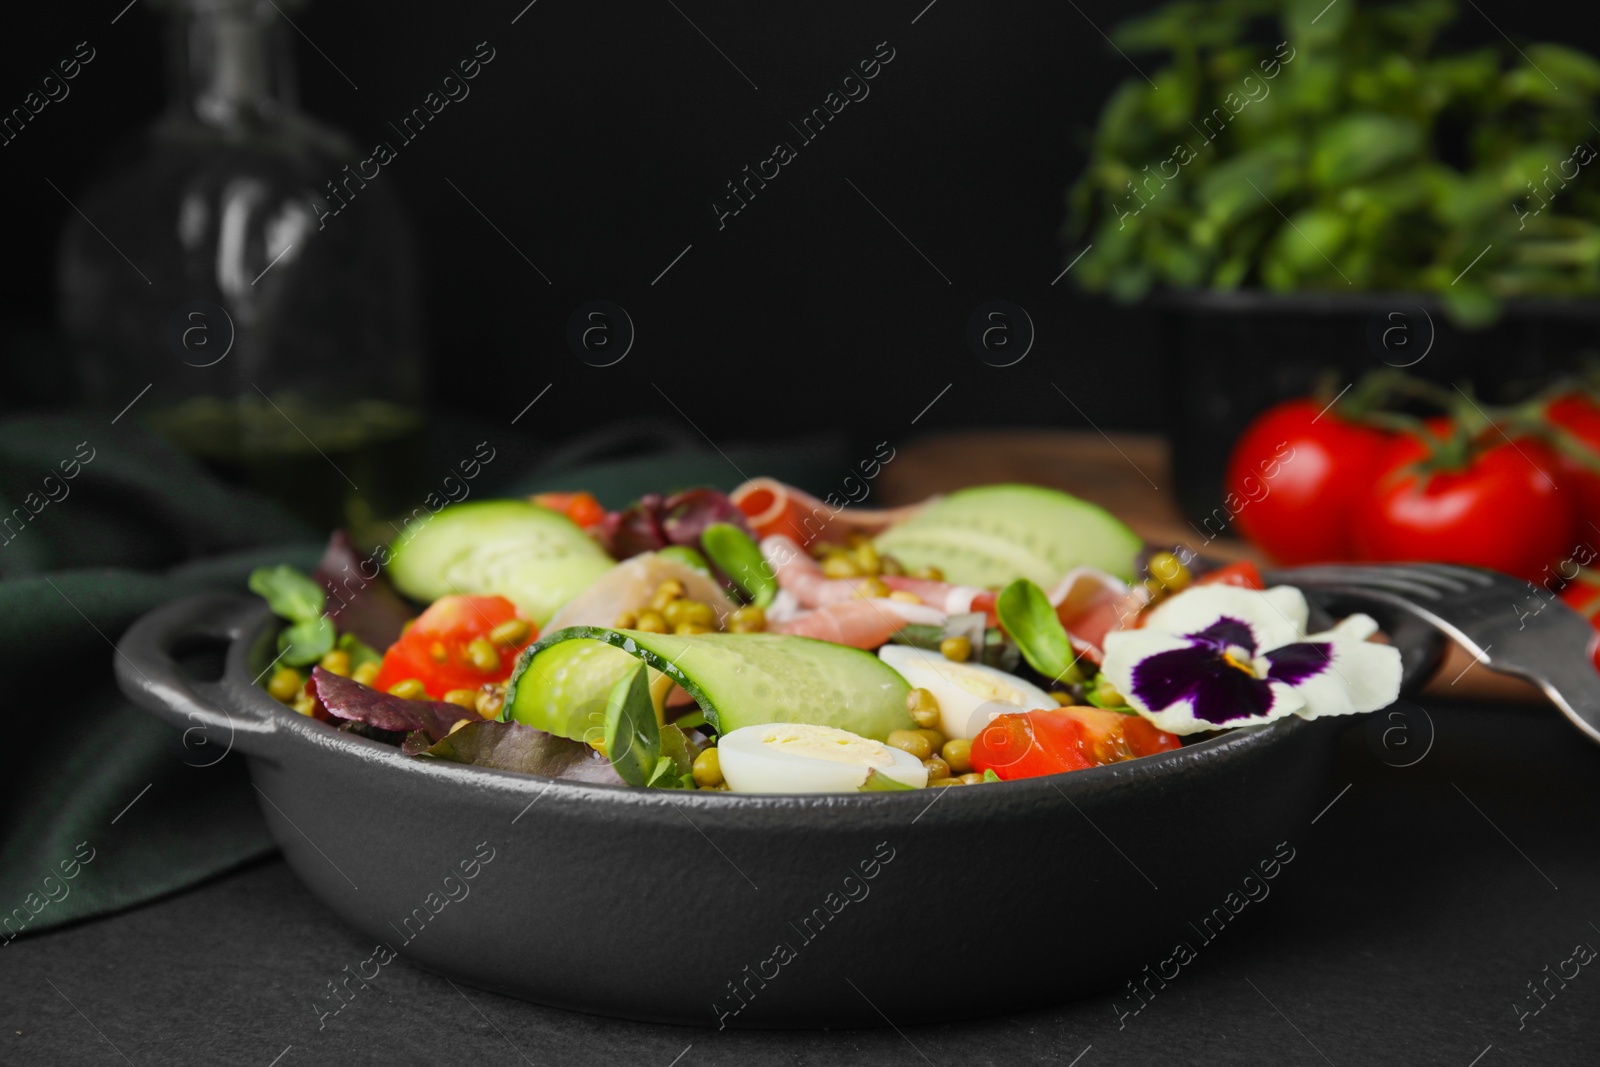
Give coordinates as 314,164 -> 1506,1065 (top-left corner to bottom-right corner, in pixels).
1099,584 -> 1402,735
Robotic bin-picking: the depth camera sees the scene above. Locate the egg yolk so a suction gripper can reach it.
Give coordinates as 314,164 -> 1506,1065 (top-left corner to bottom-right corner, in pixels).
760,724 -> 894,767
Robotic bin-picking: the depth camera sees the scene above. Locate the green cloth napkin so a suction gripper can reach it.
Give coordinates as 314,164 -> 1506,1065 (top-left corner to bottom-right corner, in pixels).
0,416 -> 848,938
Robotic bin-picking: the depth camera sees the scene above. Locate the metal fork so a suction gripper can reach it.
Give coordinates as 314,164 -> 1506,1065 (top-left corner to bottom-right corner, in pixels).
1265,562 -> 1600,747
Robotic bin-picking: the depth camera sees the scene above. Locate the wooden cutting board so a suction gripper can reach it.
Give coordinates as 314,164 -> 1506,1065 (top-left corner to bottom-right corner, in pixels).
881,429 -> 1539,704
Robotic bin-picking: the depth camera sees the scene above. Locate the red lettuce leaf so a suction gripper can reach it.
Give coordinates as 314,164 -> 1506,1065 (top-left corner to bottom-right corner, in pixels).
659,487 -> 750,545
310,666 -> 472,742
595,493 -> 670,558
595,488 -> 751,560
408,720 -> 627,785
313,530 -> 414,649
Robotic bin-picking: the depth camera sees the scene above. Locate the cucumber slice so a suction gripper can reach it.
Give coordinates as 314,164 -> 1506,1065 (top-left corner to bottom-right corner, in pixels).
505,628 -> 913,742
386,500 -> 615,625
873,484 -> 1141,586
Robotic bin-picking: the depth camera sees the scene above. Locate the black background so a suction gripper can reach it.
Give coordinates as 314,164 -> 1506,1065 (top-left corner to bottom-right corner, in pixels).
2,0 -> 1598,443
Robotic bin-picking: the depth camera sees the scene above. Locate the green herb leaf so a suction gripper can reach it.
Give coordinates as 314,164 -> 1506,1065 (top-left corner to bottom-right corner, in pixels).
981,768 -> 1001,783
672,709 -> 709,732
996,579 -> 1076,683
889,623 -> 1021,672
279,617 -> 336,666
640,725 -> 698,789
249,565 -> 326,623
701,522 -> 777,607
604,664 -> 661,787
656,723 -> 696,784
645,755 -> 679,788
859,768 -> 916,792
1286,0 -> 1350,45
1310,114 -> 1422,189
1085,686 -> 1137,714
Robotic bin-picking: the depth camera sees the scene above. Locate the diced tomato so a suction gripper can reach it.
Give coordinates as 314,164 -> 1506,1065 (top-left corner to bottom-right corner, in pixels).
371,595 -> 536,698
533,491 -> 607,529
970,707 -> 1182,781
969,590 -> 1000,627
970,709 -> 1092,778
1193,561 -> 1265,590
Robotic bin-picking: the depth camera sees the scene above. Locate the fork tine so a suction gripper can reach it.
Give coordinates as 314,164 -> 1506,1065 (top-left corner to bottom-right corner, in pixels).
1306,562 -> 1483,595
1403,562 -> 1495,590
1269,561 -> 1600,747
1272,566 -> 1450,601
1367,565 -> 1476,596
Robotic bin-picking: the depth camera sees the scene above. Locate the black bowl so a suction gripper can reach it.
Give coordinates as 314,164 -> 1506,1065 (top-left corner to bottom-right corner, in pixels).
116,593 -> 1342,1029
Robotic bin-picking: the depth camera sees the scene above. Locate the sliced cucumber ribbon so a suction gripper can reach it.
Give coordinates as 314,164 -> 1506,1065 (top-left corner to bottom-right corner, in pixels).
505,627 -> 913,742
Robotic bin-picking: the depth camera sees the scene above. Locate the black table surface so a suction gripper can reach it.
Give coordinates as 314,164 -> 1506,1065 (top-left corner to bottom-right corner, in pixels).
5,700 -> 1600,1067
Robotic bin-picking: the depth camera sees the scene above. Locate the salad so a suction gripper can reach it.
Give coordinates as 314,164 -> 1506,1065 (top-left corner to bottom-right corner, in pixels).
250,480 -> 1403,793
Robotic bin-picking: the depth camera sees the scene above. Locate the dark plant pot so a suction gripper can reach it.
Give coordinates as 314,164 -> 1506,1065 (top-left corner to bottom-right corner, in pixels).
1156,291 -> 1600,530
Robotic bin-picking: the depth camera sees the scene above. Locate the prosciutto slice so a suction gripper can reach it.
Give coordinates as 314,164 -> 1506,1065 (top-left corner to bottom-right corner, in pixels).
1047,567 -> 1146,664
770,598 -> 945,649
731,478 -> 929,546
759,534 -> 877,608
880,575 -> 987,616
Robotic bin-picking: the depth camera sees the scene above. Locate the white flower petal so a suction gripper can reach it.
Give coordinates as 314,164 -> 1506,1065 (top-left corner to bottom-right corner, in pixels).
1100,628 -> 1193,698
1287,615 -> 1403,719
1331,612 -> 1380,641
1102,628 -> 1306,735
1142,584 -> 1309,652
1133,681 -> 1306,735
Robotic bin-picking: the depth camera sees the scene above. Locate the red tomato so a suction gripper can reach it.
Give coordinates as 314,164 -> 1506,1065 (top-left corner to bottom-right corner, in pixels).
533,491 -> 607,529
1193,561 -> 1265,590
372,595 -> 537,698
969,707 -> 1182,781
1545,393 -> 1600,534
1559,571 -> 1600,672
1225,399 -> 1389,565
969,591 -> 1001,627
1353,431 -> 1576,583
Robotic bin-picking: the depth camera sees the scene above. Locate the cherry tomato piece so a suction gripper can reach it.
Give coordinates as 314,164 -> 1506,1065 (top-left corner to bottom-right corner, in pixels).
533,491 -> 608,529
1193,561 -> 1265,590
969,707 -> 1181,781
372,595 -> 536,698
969,590 -> 1000,627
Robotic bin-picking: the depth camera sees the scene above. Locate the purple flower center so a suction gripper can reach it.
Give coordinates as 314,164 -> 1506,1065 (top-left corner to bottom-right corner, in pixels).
1129,615 -> 1332,726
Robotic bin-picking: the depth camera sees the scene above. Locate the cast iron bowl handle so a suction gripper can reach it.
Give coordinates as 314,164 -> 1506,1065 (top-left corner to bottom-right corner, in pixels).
115,592 -> 281,764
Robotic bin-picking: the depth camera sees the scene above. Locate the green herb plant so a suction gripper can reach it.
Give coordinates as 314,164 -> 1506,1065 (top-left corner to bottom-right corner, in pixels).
1067,0 -> 1600,324
248,564 -> 381,669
